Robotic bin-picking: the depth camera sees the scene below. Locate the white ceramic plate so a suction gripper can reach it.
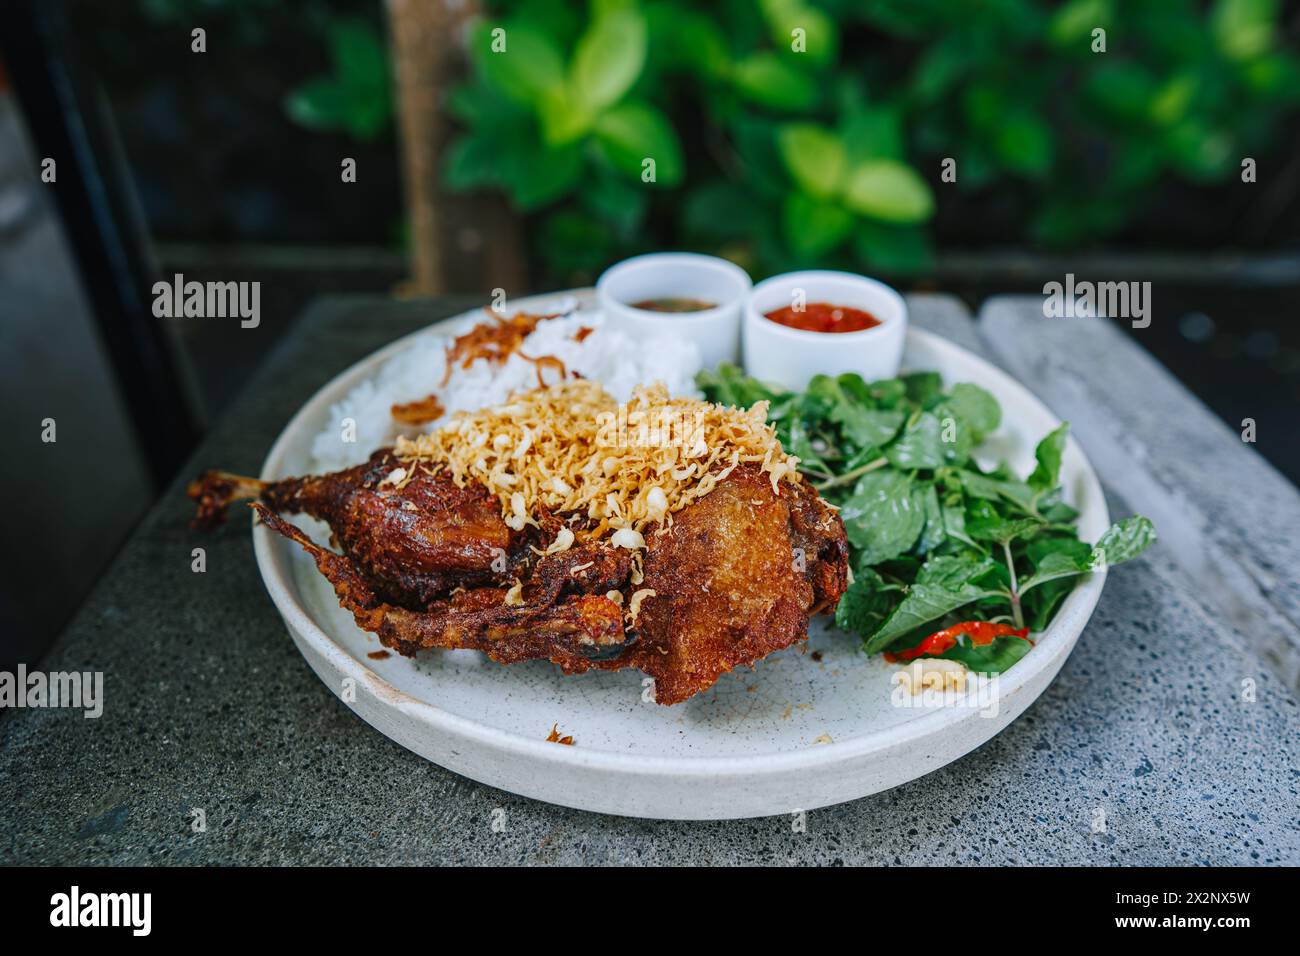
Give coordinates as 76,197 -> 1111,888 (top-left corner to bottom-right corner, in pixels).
253,290 -> 1109,820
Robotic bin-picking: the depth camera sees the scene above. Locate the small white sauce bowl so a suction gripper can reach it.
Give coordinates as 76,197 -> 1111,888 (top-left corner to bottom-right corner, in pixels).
596,253 -> 752,369
743,270 -> 908,390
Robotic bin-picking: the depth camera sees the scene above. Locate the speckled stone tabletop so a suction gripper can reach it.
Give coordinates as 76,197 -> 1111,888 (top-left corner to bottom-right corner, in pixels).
3,294 -> 1297,865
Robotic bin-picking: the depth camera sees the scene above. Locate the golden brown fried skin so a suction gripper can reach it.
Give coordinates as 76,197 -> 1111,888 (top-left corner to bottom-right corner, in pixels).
190,451 -> 515,607
201,457 -> 848,704
251,502 -> 632,669
608,464 -> 847,704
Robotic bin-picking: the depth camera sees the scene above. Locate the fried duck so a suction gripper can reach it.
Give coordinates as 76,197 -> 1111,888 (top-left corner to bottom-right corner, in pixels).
191,451 -> 518,607
190,382 -> 848,704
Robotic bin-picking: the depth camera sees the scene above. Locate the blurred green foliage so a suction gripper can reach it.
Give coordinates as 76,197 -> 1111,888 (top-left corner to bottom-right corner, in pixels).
142,0 -> 395,140
442,0 -> 1300,280
285,17 -> 392,140
156,0 -> 1300,281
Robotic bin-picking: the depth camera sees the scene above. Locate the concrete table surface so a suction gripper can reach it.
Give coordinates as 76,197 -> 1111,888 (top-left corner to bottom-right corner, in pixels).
3,294 -> 1297,866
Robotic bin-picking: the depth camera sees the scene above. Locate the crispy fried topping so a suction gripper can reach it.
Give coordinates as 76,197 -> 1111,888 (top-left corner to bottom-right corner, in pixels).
391,393 -> 445,425
440,309 -> 563,387
546,723 -> 575,745
395,380 -> 799,546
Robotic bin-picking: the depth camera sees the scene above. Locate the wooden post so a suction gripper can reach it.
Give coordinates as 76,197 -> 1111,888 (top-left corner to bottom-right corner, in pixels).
385,0 -> 478,296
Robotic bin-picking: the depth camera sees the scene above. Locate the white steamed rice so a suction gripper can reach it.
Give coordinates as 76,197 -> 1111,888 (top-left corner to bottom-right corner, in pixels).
309,297 -> 703,472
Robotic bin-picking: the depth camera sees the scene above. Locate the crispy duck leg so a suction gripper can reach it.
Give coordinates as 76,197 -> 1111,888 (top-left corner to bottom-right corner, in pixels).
251,503 -> 633,667
189,451 -> 516,607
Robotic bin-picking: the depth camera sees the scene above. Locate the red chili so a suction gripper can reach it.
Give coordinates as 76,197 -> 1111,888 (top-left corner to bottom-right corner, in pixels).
884,621 -> 1031,663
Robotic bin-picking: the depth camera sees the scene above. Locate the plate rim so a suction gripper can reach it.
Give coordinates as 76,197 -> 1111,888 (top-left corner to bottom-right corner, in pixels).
252,291 -> 1109,784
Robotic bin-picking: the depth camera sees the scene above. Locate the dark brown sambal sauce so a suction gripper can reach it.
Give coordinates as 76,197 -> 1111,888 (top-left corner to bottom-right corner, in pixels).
764,302 -> 881,334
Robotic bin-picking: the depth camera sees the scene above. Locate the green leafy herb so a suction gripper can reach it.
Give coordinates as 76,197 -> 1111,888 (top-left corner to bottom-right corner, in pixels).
839,470 -> 926,564
697,368 -> 1157,674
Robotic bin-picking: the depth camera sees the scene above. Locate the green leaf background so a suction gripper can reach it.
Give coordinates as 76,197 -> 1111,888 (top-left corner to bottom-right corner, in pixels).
283,0 -> 1300,283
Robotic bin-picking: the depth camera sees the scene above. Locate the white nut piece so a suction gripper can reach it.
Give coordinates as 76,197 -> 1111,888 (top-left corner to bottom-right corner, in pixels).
544,526 -> 575,555
896,658 -> 968,695
626,588 -> 656,624
611,527 -> 646,550
645,486 -> 668,520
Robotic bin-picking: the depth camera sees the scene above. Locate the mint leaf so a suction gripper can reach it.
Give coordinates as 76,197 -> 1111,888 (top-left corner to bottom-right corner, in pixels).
929,400 -> 976,466
696,364 -> 784,409
941,499 -> 979,548
787,415 -> 828,472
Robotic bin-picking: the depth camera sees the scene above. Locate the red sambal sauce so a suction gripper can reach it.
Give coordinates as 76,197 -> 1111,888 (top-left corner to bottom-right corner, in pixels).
764,302 -> 881,334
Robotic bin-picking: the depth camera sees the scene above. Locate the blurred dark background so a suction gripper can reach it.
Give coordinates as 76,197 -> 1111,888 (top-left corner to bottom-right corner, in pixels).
2,0 -> 1298,670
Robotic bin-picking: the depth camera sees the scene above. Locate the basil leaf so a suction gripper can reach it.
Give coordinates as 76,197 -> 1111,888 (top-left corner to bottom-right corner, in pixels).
865,377 -> 908,407
836,373 -> 876,406
1036,488 -> 1080,523
834,568 -> 898,637
787,415 -> 828,472
1019,549 -> 1092,593
840,470 -> 926,564
967,515 -> 1044,545
900,371 -> 944,406
960,470 -> 1041,516
916,485 -> 946,555
929,400 -> 975,465
941,500 -> 979,548
887,411 -> 947,470
1094,515 -> 1158,566
831,404 -> 905,451
946,382 -> 1002,440
937,635 -> 1033,673
696,364 -> 785,409
865,555 -> 1002,653
1028,423 -> 1070,490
